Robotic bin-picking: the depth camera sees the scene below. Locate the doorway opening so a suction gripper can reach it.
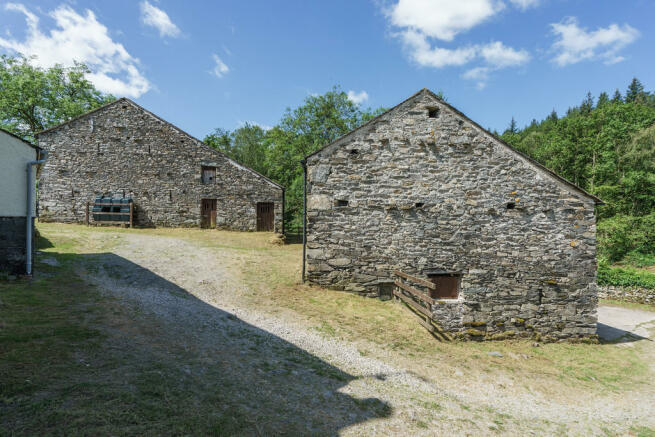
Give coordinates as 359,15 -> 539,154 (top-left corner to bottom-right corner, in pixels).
201,199 -> 217,229
256,202 -> 274,231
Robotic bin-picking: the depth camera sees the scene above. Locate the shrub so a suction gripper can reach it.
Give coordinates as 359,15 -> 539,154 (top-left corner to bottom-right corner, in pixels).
597,212 -> 655,262
598,262 -> 655,289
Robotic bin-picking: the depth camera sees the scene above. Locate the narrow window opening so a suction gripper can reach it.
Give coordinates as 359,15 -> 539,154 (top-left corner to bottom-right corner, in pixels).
415,202 -> 425,208
538,289 -> 543,305
169,190 -> 172,202
336,199 -> 349,207
201,166 -> 217,184
426,270 -> 461,299
350,149 -> 359,155
378,283 -> 394,301
506,202 -> 516,209
428,108 -> 439,118
458,120 -> 464,127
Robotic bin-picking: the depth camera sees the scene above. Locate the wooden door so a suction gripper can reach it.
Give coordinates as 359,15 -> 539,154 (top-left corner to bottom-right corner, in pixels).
201,199 -> 217,229
256,202 -> 274,232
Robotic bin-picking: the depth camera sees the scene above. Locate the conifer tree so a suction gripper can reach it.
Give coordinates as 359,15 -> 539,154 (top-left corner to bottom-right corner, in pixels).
580,92 -> 594,114
547,109 -> 558,122
597,91 -> 609,107
626,77 -> 646,103
612,89 -> 623,103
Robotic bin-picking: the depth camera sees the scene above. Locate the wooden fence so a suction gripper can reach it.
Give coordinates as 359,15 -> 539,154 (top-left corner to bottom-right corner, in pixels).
393,270 -> 452,341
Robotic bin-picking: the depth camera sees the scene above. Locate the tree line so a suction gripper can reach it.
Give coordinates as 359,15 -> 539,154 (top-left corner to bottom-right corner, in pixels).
500,78 -> 655,266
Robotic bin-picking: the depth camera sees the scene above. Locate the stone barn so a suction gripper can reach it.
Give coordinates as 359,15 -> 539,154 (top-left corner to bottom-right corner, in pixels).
37,98 -> 284,231
304,89 -> 601,340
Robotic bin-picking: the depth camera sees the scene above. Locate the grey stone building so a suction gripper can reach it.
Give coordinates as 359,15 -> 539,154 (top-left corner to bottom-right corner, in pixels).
304,89 -> 601,340
37,98 -> 284,231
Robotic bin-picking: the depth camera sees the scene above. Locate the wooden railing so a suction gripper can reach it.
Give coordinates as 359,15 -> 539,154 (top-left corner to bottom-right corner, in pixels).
393,270 -> 451,341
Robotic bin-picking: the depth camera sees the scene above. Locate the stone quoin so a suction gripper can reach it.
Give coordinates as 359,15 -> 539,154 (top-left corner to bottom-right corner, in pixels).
304,89 -> 602,340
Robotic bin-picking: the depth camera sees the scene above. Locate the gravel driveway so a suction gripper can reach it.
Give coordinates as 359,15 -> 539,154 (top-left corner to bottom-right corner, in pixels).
69,229 -> 655,436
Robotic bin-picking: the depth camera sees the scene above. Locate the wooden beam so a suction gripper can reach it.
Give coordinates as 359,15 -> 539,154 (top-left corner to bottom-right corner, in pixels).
394,280 -> 435,305
129,202 -> 133,228
393,270 -> 436,289
393,288 -> 432,318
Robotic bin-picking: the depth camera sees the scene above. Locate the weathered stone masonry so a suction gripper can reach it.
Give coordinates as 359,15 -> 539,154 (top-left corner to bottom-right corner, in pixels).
37,99 -> 284,231
305,89 -> 601,340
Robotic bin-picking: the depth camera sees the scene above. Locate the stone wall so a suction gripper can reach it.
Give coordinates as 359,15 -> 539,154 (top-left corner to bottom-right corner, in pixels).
37,99 -> 284,232
305,90 -> 599,340
598,285 -> 655,305
0,216 -> 32,275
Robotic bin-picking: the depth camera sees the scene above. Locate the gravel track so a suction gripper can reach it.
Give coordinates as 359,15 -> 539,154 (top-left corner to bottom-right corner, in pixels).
75,230 -> 655,436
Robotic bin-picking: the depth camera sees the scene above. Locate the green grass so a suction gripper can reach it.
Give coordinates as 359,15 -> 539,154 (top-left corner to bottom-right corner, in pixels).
600,298 -> 655,312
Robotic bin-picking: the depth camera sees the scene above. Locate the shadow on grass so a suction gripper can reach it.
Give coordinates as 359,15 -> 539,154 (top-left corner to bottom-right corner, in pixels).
1,247 -> 391,436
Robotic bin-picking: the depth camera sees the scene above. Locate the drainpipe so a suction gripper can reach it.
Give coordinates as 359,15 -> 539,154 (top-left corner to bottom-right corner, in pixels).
26,149 -> 48,276
300,159 -> 307,282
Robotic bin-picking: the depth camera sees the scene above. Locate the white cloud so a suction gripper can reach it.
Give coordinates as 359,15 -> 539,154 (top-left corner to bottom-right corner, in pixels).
211,54 -> 229,78
383,0 -> 531,89
0,3 -> 150,97
550,17 -> 639,66
388,0 -> 504,42
508,0 -> 540,10
462,67 -> 490,89
399,29 -> 477,68
140,1 -> 180,38
347,90 -> 369,105
479,41 -> 530,67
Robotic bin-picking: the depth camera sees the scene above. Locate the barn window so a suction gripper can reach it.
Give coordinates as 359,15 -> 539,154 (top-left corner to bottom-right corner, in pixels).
428,108 -> 439,118
336,199 -> 349,207
350,149 -> 359,155
506,202 -> 516,209
415,202 -> 425,208
201,166 -> 216,184
425,270 -> 461,299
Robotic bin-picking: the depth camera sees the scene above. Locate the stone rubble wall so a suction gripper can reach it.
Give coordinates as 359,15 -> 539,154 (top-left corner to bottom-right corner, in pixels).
598,285 -> 655,305
37,100 -> 283,232
305,91 -> 598,340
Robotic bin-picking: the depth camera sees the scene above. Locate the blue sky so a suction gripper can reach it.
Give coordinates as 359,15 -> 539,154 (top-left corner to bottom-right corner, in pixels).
0,0 -> 652,138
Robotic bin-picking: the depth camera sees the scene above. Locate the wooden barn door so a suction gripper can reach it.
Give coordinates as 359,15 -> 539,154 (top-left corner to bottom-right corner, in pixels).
256,202 -> 274,232
201,199 -> 217,229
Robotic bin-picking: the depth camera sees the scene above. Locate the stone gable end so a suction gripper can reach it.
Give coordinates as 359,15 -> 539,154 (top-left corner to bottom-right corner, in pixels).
305,90 -> 598,340
37,99 -> 284,231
